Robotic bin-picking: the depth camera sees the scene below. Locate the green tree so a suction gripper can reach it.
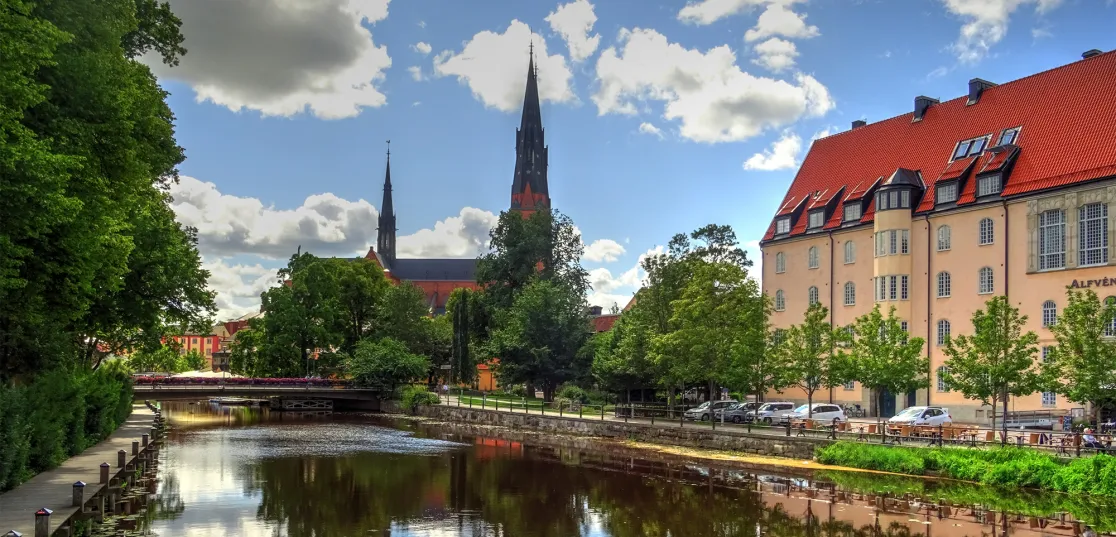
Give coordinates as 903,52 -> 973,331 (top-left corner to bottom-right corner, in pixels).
257,253 -> 343,377
592,313 -> 656,403
942,295 -> 1040,438
128,345 -> 182,373
182,349 -> 206,371
227,324 -> 265,377
335,258 -> 390,353
1045,288 -> 1116,425
774,303 -> 840,419
840,305 -> 928,428
346,337 -> 429,392
446,288 -> 480,385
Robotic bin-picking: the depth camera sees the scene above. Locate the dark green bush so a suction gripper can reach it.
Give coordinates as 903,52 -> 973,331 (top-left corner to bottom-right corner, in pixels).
0,365 -> 134,493
400,385 -> 440,413
557,385 -> 590,404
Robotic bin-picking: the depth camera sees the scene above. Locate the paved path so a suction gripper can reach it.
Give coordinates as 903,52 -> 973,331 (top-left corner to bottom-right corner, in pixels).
0,404 -> 156,536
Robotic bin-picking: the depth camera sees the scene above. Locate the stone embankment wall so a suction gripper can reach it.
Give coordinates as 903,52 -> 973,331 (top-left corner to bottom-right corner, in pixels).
410,405 -> 831,460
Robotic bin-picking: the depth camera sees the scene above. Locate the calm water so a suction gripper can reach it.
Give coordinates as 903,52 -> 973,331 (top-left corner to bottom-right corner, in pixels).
148,402 -> 1113,537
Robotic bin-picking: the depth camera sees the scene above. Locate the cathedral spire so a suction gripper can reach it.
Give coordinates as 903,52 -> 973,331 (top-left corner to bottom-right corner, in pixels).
376,140 -> 396,267
510,44 -> 549,214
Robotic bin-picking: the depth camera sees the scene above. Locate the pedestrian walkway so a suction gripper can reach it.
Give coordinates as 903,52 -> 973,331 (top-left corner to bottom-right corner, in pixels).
0,404 -> 155,536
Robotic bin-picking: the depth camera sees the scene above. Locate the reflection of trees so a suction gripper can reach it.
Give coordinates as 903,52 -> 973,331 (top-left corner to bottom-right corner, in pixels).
151,471 -> 186,521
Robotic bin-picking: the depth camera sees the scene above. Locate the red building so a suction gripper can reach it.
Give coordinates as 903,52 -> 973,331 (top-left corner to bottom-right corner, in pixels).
365,50 -> 550,314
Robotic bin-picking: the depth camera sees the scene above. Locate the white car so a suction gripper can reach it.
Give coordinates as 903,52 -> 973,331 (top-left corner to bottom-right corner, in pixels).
751,401 -> 797,424
683,400 -> 738,421
888,406 -> 952,427
783,403 -> 847,424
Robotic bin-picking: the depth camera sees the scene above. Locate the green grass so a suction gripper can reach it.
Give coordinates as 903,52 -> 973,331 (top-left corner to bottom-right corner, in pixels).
816,441 -> 1116,498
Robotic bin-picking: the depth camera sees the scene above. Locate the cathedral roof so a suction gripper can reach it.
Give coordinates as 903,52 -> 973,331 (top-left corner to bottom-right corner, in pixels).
388,258 -> 477,282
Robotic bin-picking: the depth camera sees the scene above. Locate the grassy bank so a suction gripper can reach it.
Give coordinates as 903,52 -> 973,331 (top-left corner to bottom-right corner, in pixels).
0,363 -> 134,492
816,441 -> 1116,497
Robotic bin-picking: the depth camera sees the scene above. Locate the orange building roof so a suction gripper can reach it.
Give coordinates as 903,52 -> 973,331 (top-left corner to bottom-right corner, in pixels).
765,50 -> 1116,240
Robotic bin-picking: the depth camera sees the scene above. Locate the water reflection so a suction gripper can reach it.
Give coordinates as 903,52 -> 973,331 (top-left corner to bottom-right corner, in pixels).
150,402 -> 1112,537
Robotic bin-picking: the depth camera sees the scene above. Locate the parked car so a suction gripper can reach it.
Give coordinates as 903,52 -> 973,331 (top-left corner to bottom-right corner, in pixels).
887,406 -> 952,427
782,403 -> 847,425
715,401 -> 763,423
683,399 -> 738,421
751,401 -> 796,424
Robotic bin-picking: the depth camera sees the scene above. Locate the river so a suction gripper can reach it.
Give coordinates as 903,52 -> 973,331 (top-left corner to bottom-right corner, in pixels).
147,401 -> 1114,537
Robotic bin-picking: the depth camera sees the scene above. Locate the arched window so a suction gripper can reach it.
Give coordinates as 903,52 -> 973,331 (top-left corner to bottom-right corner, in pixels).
978,267 -> 994,294
844,241 -> 855,264
844,282 -> 855,306
936,366 -> 951,392
937,319 -> 950,346
937,271 -> 951,298
775,252 -> 786,274
808,246 -> 819,269
808,286 -> 819,305
979,218 -> 994,245
1042,300 -> 1057,327
775,290 -> 785,311
937,225 -> 951,251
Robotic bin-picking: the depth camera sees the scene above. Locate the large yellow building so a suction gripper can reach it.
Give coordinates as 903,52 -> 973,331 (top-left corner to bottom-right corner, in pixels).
761,49 -> 1116,423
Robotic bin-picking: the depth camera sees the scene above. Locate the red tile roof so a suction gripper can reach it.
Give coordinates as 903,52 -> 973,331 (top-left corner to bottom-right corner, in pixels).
592,314 -> 620,332
765,51 -> 1116,241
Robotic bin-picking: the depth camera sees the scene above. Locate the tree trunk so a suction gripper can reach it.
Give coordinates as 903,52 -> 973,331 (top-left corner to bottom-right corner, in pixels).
875,390 -> 882,433
807,389 -> 814,419
990,394 -> 999,440
1001,391 -> 1009,444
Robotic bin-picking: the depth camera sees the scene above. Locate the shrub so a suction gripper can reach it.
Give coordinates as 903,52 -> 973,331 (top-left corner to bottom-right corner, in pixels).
506,385 -> 527,398
400,385 -> 440,413
557,385 -> 590,404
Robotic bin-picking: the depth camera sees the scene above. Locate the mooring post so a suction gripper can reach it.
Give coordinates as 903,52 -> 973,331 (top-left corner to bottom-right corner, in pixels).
142,433 -> 149,447
99,462 -> 110,484
117,450 -> 126,468
72,481 -> 86,508
34,508 -> 51,537
132,441 -> 139,456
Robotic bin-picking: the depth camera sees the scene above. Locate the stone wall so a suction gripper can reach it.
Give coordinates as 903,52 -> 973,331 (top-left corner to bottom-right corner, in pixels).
413,405 -> 831,460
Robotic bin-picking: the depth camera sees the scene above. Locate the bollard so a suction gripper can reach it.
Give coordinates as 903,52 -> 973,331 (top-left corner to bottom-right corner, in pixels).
99,462 -> 110,484
785,420 -> 792,437
117,450 -> 126,468
132,441 -> 139,456
34,508 -> 51,537
142,434 -> 149,447
72,481 -> 86,508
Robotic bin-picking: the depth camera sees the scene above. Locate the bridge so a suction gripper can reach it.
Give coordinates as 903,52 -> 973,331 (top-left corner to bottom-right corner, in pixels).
133,384 -> 385,410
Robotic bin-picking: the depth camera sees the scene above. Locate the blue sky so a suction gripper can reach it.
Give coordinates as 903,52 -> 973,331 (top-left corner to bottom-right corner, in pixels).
150,0 -> 1116,319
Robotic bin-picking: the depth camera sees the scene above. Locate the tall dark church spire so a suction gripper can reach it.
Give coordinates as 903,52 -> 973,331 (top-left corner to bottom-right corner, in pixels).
510,43 -> 550,214
376,141 -> 396,267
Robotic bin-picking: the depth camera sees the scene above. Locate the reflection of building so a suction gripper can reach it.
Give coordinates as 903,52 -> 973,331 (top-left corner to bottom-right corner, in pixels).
365,50 -> 550,315
761,49 -> 1116,422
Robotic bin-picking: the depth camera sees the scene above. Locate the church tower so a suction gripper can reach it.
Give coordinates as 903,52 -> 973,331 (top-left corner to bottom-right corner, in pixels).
376,143 -> 396,267
510,44 -> 550,215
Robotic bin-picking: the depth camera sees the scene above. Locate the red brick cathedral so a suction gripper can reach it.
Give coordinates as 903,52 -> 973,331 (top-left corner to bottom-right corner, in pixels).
365,51 -> 550,314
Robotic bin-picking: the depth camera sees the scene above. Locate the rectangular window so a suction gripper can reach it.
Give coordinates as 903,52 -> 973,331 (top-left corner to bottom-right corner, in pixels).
808,210 -> 825,229
889,276 -> 897,301
843,203 -> 861,222
999,127 -> 1020,146
776,218 -> 791,234
977,175 -> 1002,197
970,137 -> 987,155
901,230 -> 909,254
875,232 -> 885,257
937,182 -> 958,204
889,230 -> 898,255
876,193 -> 888,211
1042,392 -> 1056,407
953,141 -> 972,160
1079,203 -> 1108,267
1038,210 -> 1066,270
889,191 -> 899,208
901,275 -> 909,300
877,277 -> 886,302
900,190 -> 910,208
843,381 -> 855,391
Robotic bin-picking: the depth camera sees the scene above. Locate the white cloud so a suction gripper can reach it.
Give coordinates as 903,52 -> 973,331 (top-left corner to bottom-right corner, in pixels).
678,0 -> 768,25
583,239 -> 627,262
586,246 -> 663,311
143,0 -> 392,119
203,260 -> 277,320
407,66 -> 425,81
638,122 -> 664,139
744,2 -> 819,42
417,20 -> 426,28
752,37 -> 798,72
397,208 -> 499,259
1030,27 -> 1052,39
743,131 -> 802,171
546,0 -> 602,62
593,28 -> 833,143
412,41 -> 432,55
433,20 -> 576,112
941,0 -> 1063,64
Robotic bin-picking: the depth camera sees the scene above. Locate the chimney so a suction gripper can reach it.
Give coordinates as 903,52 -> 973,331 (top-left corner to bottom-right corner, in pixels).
966,78 -> 997,105
851,120 -> 867,129
589,305 -> 603,316
913,96 -> 939,122
1082,49 -> 1102,59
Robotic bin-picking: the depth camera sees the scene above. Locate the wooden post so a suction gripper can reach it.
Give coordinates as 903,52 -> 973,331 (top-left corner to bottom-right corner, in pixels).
142,434 -> 149,447
99,462 -> 110,484
34,508 -> 51,537
117,450 -> 126,468
132,441 -> 139,456
72,481 -> 86,508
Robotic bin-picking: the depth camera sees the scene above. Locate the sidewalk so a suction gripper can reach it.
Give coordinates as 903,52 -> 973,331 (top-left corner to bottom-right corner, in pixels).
0,404 -> 156,535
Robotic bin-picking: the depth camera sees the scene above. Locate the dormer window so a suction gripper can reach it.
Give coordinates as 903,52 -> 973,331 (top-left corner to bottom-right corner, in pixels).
952,135 -> 990,161
998,127 -> 1020,146
808,210 -> 825,229
977,175 -> 1002,197
937,182 -> 958,204
843,203 -> 862,222
775,217 -> 791,235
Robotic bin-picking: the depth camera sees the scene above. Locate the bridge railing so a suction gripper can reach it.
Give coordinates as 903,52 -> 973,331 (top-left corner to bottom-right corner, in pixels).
132,376 -> 356,389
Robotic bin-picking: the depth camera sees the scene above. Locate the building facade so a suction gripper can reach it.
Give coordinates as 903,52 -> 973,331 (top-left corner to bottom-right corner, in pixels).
365,50 -> 551,314
761,49 -> 1116,423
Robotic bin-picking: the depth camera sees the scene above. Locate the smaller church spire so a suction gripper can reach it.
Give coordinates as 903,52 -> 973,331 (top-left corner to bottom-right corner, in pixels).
376,140 -> 397,267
